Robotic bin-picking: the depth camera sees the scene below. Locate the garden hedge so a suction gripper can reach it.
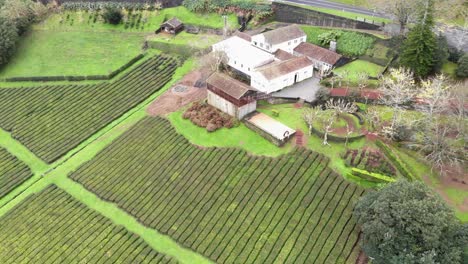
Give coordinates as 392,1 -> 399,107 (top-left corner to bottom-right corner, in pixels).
349,168 -> 396,183
376,140 -> 416,181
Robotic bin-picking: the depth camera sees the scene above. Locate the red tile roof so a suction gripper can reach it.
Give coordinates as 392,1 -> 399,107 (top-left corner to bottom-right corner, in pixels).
274,49 -> 296,61
294,42 -> 342,65
256,56 -> 313,80
207,73 -> 256,100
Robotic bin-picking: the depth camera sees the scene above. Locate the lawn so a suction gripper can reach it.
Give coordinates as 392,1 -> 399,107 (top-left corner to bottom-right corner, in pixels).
441,61 -> 458,78
37,7 -> 237,33
148,31 -> 222,49
333,59 -> 384,84
257,103 -> 375,187
0,30 -> 144,78
0,7 -> 235,78
167,109 -> 293,157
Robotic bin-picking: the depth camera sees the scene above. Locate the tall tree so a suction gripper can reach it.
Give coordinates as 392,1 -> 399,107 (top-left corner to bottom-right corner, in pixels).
400,0 -> 437,78
370,0 -> 418,33
0,16 -> 18,66
354,180 -> 468,264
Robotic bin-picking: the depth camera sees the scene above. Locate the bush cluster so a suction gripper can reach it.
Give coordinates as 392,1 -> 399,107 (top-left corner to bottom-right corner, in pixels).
183,102 -> 237,132
337,31 -> 375,57
343,148 -> 396,176
0,0 -> 47,67
102,7 -> 123,24
183,0 -> 271,17
61,2 -> 161,11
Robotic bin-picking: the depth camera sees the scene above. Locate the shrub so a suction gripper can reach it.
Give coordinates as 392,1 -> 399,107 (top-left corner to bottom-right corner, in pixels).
102,7 -> 123,25
0,16 -> 19,66
349,168 -> 395,183
456,53 -> 468,78
343,148 -> 396,176
184,102 -> 237,132
354,181 -> 468,264
375,140 -> 416,180
337,32 -> 375,57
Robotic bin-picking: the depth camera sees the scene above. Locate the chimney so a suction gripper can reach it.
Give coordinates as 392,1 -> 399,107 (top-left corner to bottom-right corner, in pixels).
329,41 -> 337,52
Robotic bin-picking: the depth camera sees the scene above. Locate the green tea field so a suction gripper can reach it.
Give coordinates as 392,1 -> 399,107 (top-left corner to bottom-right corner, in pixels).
70,117 -> 365,263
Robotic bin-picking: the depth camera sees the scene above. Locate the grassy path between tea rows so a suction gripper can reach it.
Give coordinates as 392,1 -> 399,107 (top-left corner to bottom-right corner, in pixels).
0,59 -> 212,264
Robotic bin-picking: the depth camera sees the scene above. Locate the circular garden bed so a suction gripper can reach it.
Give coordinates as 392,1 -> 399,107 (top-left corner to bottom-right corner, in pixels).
311,110 -> 365,142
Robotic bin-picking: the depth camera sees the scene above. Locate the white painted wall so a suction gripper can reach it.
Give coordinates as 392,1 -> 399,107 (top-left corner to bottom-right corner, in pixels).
250,64 -> 314,94
251,35 -> 307,54
207,91 -> 257,119
212,37 -> 274,77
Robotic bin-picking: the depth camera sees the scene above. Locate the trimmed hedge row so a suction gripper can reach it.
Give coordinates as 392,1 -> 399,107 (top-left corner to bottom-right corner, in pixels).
349,168 -> 396,183
0,53 -> 144,82
376,140 -> 416,181
311,126 -> 365,143
0,185 -> 175,263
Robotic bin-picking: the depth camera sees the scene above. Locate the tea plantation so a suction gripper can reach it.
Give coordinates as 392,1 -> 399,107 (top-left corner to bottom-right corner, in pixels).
0,55 -> 178,163
0,185 -> 175,263
70,117 -> 364,263
0,148 -> 32,198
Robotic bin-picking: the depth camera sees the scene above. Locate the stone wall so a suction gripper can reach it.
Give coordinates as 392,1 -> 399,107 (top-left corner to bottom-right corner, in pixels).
272,2 -> 381,31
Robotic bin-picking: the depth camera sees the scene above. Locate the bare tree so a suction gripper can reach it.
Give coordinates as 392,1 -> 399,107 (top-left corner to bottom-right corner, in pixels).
420,119 -> 465,177
302,107 -> 321,136
357,72 -> 369,91
370,0 -> 420,33
325,98 -> 358,119
379,68 -> 418,139
344,123 -> 353,147
198,49 -> 228,80
321,116 -> 334,146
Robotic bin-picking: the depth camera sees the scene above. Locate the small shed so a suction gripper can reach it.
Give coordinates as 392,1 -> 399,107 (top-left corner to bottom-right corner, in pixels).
158,17 -> 183,35
206,73 -> 257,119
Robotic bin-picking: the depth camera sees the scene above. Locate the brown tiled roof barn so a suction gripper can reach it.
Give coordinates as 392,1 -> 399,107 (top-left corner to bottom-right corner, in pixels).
294,42 -> 342,65
206,73 -> 256,100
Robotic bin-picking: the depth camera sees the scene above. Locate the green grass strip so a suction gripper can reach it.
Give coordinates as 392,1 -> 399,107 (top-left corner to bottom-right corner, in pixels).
54,177 -> 212,264
0,129 -> 48,174
0,58 -> 209,263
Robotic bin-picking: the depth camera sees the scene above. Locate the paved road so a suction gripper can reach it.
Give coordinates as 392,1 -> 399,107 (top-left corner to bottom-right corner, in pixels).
275,0 -> 389,19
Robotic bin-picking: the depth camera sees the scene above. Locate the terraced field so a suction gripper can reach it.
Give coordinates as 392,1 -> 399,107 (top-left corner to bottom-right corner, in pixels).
70,117 -> 364,263
0,185 -> 175,263
0,148 -> 32,198
0,55 -> 179,163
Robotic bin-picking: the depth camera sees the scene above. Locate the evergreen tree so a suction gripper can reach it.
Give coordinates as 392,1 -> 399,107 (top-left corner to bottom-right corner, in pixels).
433,34 -> 449,73
456,53 -> 468,78
400,0 -> 437,78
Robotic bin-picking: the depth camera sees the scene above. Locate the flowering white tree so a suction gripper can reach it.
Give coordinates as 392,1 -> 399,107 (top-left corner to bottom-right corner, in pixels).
379,68 -> 418,139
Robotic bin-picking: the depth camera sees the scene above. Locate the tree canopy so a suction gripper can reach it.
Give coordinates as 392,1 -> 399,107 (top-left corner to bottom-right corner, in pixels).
354,180 -> 468,264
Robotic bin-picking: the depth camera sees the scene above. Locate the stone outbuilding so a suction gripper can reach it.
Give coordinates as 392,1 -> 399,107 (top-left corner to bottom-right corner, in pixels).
158,17 -> 183,35
206,73 -> 257,119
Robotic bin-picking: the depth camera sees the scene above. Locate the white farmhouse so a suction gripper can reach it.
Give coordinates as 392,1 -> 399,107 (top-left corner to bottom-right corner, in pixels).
212,36 -> 274,77
210,24 -> 315,94
251,56 -> 313,93
251,24 -> 307,54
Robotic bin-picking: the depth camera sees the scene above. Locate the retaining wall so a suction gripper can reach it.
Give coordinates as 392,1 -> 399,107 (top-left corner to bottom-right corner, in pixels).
273,2 -> 381,31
